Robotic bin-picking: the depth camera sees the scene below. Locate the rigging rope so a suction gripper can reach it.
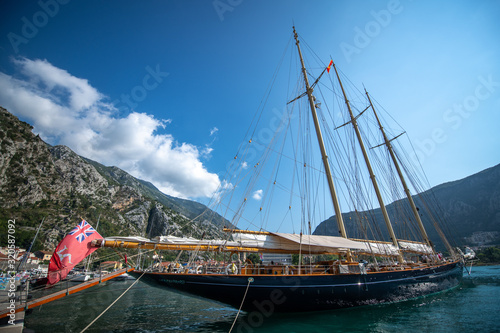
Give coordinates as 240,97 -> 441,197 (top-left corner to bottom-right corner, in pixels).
79,271 -> 146,333
228,277 -> 253,333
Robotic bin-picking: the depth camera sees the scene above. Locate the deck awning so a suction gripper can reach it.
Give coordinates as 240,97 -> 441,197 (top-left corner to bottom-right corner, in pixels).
94,233 -> 431,256
94,233 -> 369,254
231,232 -> 369,253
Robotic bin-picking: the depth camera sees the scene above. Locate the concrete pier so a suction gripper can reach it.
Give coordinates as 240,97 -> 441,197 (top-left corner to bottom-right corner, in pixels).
0,278 -> 24,333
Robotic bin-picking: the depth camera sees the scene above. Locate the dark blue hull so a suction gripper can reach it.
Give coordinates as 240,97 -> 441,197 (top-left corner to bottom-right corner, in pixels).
131,261 -> 463,312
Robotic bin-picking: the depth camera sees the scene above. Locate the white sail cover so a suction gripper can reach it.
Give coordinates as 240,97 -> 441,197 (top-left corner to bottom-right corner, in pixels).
358,241 -> 400,256
231,232 -> 370,253
398,241 -> 433,254
101,234 -> 431,256
102,233 -> 369,254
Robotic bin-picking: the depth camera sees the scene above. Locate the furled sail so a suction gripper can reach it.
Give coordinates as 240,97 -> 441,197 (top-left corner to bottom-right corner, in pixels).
93,232 -> 370,254
93,233 -> 431,257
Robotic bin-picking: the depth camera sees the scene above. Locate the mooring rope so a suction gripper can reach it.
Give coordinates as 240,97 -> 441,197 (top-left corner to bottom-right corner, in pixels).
79,271 -> 145,333
228,277 -> 253,333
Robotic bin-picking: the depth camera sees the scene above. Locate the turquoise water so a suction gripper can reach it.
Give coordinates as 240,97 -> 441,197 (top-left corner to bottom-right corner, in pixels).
25,265 -> 500,332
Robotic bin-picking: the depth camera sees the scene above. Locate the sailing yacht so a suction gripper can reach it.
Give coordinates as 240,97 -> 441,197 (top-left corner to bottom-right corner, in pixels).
91,27 -> 464,312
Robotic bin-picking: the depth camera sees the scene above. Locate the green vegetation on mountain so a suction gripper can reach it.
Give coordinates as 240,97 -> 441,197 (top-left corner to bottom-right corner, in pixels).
476,246 -> 500,264
0,107 -> 229,251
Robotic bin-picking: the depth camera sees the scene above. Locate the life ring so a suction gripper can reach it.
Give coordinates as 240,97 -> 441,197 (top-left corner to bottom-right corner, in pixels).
196,265 -> 203,274
226,263 -> 238,275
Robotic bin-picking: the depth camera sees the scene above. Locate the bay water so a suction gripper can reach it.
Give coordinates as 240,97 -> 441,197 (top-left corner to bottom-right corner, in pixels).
24,265 -> 500,332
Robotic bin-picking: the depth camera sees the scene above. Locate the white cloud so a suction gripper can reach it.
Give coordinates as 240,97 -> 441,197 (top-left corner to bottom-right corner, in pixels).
209,127 -> 218,136
13,58 -> 102,112
207,179 -> 234,205
0,57 -> 220,199
252,189 -> 263,201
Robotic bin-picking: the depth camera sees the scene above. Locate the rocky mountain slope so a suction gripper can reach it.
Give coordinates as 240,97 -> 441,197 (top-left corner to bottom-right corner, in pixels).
2,105 -> 498,252
313,163 -> 500,249
0,107 -> 229,251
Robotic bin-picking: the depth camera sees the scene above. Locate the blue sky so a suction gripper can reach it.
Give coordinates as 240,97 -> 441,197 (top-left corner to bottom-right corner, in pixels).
1,1 -> 499,225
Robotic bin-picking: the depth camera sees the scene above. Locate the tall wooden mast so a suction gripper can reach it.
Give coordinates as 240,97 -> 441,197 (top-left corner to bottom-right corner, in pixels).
332,63 -> 403,261
365,90 -> 434,253
292,27 -> 348,239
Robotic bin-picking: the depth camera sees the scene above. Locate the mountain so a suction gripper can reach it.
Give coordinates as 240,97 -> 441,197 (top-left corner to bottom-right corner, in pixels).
0,107 -> 230,251
2,105 -> 498,253
313,163 -> 500,249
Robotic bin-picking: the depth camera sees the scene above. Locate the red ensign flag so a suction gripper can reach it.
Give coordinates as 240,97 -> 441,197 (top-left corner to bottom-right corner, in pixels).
326,60 -> 333,73
47,220 -> 102,285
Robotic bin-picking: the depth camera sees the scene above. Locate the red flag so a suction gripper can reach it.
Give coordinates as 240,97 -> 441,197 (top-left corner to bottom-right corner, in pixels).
47,220 -> 102,285
326,60 -> 333,73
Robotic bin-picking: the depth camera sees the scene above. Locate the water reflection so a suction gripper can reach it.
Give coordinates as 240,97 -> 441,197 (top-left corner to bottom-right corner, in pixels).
25,266 -> 500,333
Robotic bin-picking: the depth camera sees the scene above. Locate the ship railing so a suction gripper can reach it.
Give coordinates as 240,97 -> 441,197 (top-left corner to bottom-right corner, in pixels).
160,262 -> 373,275
154,261 -> 436,275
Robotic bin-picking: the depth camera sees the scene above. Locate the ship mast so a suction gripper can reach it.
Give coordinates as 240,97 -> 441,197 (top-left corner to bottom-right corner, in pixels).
292,27 -> 348,240
365,90 -> 434,253
332,63 -> 403,262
